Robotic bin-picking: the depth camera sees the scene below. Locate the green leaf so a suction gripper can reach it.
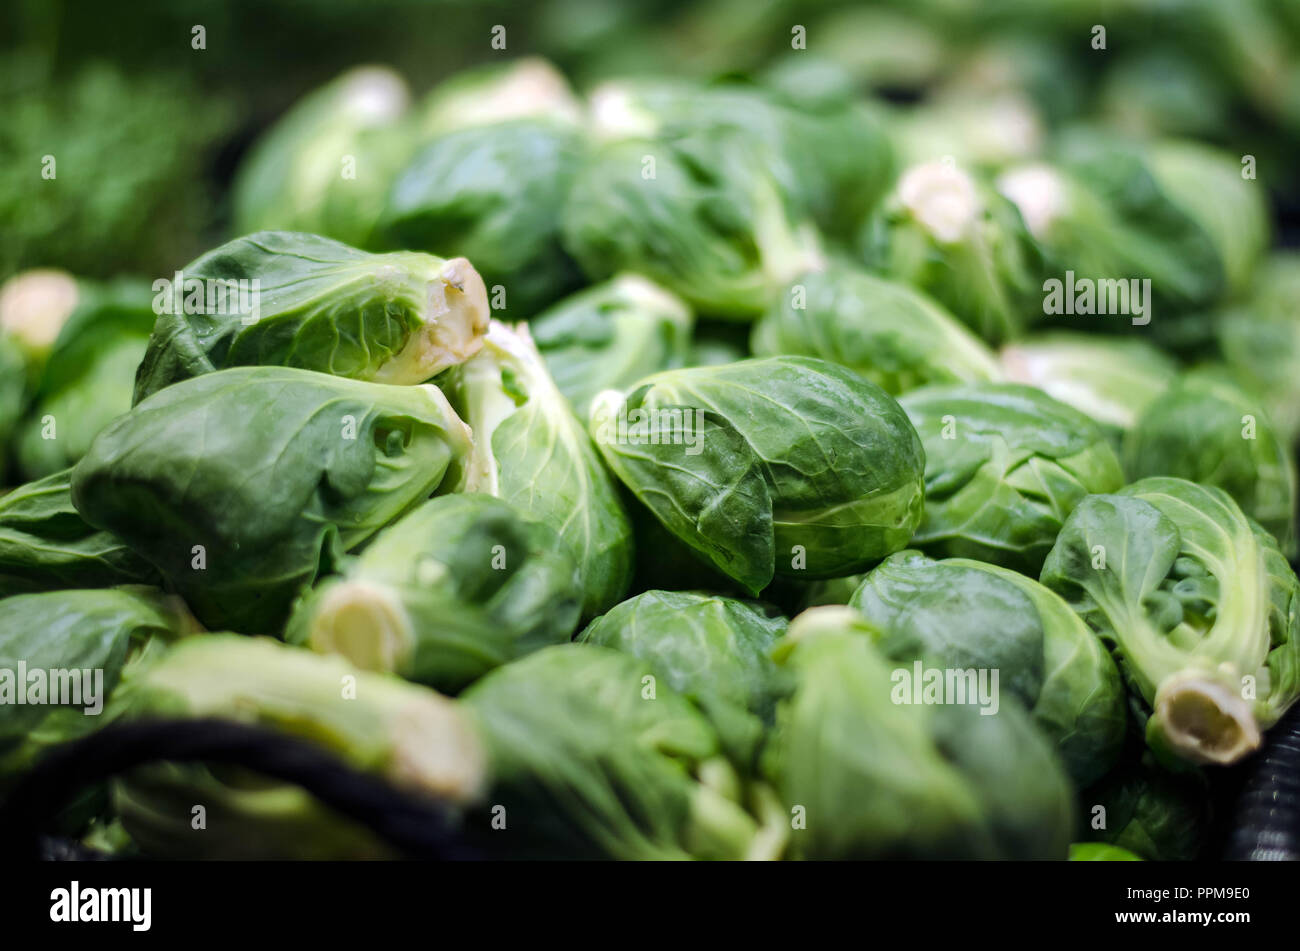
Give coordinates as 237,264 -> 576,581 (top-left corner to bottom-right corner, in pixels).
449,322 -> 634,617
0,469 -> 159,597
73,366 -> 473,634
133,231 -> 489,402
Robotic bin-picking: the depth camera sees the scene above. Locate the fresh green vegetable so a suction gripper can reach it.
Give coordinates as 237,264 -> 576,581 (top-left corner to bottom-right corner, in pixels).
585,78 -> 894,241
7,34 -> 1298,866
762,606 -> 1075,859
0,269 -> 81,381
579,590 -> 790,769
1146,140 -> 1270,298
849,551 -> 1126,786
232,66 -> 413,250
900,382 -> 1125,573
590,357 -> 926,593
891,89 -> 1044,170
1041,477 -> 1300,765
0,587 -> 198,779
530,274 -> 693,416
0,469 -> 160,597
111,634 -> 488,798
415,57 -> 582,135
133,231 -> 489,403
286,493 -> 581,692
861,158 -> 1043,344
109,635 -> 487,859
752,263 -> 1002,395
13,278 -> 157,479
72,366 -> 474,634
562,128 -> 823,319
1124,369 -> 1296,555
462,643 -> 766,860
447,321 -> 633,617
996,141 -> 1224,320
18,338 -> 143,479
1000,333 -> 1179,438
382,61 -> 583,315
382,118 -> 584,317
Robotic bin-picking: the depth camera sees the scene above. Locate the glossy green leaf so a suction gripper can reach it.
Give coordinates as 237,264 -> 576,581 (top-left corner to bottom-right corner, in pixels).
902,382 -> 1124,573
133,231 -> 489,402
286,493 -> 581,692
73,366 -> 474,634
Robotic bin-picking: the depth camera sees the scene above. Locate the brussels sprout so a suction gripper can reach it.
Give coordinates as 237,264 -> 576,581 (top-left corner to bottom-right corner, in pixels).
286,494 -> 581,692
0,587 -> 198,778
900,383 -> 1125,573
562,128 -> 823,319
133,231 -> 489,402
1041,477 -> 1300,765
579,590 -> 790,768
0,469 -> 160,597
232,66 -> 413,248
1068,843 -> 1143,861
752,263 -> 1002,395
316,124 -> 421,252
447,321 -> 633,617
996,141 -> 1224,319
462,643 -> 764,860
892,90 -> 1045,170
12,278 -> 157,479
1124,369 -> 1296,555
111,635 -> 487,798
382,117 -> 584,317
586,78 -> 894,242
1217,252 -> 1300,442
415,57 -> 582,134
848,551 -> 1126,786
18,340 -> 143,479
1146,141 -> 1270,298
590,357 -> 925,593
530,274 -> 693,416
762,606 -> 1075,859
0,268 -> 81,380
1000,333 -> 1179,437
861,158 -> 1043,344
1079,753 -> 1210,861
109,635 -> 487,859
72,367 -> 474,634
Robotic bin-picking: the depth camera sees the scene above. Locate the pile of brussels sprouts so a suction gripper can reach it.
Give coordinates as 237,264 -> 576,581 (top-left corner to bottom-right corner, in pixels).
1,58 -> 1297,862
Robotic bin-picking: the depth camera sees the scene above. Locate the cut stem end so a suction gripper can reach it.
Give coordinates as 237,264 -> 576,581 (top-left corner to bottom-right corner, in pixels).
1153,673 -> 1262,766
